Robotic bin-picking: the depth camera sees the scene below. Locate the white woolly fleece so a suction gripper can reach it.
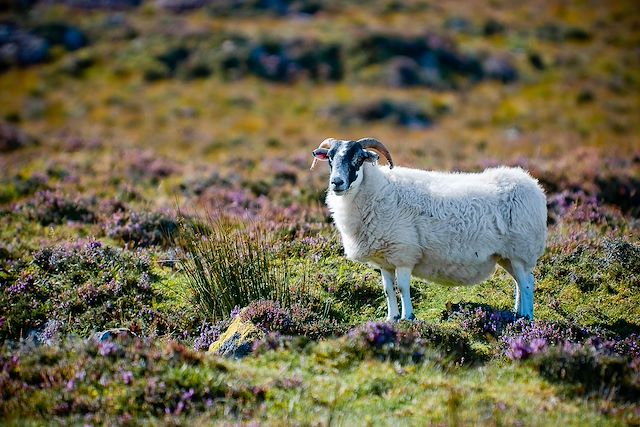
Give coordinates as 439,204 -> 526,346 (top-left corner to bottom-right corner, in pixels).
327,163 -> 547,288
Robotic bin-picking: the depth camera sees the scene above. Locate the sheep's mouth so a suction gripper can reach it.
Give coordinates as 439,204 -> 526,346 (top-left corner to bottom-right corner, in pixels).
331,188 -> 349,196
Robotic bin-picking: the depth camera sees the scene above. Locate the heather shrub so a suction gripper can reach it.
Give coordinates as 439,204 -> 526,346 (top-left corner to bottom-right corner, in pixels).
239,300 -> 345,340
327,99 -> 434,129
601,239 -> 640,277
501,319 -> 589,361
405,321 -> 485,365
252,332 -> 295,354
0,338 -> 268,422
239,300 -> 294,334
349,32 -> 515,88
192,318 -> 233,352
595,174 -> 640,217
125,150 -> 179,183
344,321 -> 430,365
546,190 -> 623,226
0,239 -> 176,340
0,172 -> 48,203
278,234 -> 344,261
0,121 -> 35,152
539,236 -> 640,306
288,302 -> 347,339
345,321 -> 482,366
443,302 -> 516,339
20,189 -> 96,225
105,210 -> 178,247
531,342 -> 640,401
205,0 -> 326,16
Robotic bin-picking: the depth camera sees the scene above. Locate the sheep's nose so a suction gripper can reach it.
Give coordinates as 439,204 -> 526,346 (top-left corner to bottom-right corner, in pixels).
331,177 -> 344,188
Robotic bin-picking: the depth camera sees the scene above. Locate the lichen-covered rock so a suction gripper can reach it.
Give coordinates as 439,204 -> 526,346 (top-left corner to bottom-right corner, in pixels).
208,315 -> 264,358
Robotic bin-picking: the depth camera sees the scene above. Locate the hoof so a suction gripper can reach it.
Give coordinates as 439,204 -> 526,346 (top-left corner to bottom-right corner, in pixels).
387,315 -> 401,322
402,313 -> 416,321
515,311 -> 533,321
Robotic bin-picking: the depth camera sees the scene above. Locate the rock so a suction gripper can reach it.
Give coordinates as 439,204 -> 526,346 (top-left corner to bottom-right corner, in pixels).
26,320 -> 64,346
93,327 -> 137,342
208,315 -> 264,358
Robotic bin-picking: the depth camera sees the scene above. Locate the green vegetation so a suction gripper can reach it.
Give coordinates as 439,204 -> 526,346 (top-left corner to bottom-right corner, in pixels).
0,0 -> 638,425
177,215 -> 309,321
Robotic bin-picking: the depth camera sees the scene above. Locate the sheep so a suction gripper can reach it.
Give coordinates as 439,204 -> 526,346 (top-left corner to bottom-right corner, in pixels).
311,137 -> 547,321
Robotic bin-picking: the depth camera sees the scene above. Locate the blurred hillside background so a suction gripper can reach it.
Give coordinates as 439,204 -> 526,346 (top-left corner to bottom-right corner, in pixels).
1,0 -> 638,192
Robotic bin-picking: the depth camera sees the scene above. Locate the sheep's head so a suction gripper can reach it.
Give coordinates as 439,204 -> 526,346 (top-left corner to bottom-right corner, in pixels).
311,138 -> 393,195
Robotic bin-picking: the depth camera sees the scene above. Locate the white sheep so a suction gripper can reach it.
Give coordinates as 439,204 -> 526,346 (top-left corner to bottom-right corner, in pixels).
311,137 -> 547,320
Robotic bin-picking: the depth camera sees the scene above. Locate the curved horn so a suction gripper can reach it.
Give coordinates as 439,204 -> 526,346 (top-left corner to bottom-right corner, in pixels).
310,138 -> 339,170
318,137 -> 338,150
357,138 -> 394,169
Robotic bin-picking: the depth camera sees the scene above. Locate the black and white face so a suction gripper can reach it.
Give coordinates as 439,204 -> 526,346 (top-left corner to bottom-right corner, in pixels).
312,140 -> 379,195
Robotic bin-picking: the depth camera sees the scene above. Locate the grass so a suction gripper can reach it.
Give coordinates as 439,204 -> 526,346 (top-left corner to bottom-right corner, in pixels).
176,214 -> 303,321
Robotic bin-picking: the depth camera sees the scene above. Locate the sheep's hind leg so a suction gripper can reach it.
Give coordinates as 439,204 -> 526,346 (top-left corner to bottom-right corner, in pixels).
381,269 -> 400,321
396,267 -> 415,321
500,259 -> 534,320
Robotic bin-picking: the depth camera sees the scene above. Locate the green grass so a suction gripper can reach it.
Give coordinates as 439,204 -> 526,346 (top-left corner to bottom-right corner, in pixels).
176,215 -> 298,321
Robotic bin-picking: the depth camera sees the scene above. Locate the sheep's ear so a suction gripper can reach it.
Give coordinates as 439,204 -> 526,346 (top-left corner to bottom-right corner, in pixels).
312,148 -> 329,160
363,150 -> 379,163
310,148 -> 329,170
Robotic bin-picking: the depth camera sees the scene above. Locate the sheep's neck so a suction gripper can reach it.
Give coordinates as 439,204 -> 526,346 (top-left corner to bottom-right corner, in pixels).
329,164 -> 388,259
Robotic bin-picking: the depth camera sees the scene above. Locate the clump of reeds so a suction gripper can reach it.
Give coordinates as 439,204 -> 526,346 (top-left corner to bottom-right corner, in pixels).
176,214 -> 300,321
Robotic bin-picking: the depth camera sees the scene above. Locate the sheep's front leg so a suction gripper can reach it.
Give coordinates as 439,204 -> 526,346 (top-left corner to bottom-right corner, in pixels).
396,267 -> 415,320
381,269 -> 400,321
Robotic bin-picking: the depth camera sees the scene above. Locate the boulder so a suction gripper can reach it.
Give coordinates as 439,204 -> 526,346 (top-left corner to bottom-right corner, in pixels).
208,315 -> 264,358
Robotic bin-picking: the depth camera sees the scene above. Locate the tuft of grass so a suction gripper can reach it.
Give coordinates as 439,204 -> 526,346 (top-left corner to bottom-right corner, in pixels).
176,215 -> 303,321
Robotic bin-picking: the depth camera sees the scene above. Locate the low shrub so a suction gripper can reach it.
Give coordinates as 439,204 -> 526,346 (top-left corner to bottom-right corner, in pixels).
0,337 -> 267,423
239,300 -> 345,340
0,239 -> 176,340
531,342 -> 639,402
501,319 -> 589,361
0,172 -> 48,204
345,321 -> 483,366
327,99 -> 433,129
192,318 -> 233,352
124,150 -> 179,183
350,32 -> 515,88
20,189 -> 96,225
105,210 -> 178,247
0,121 -> 35,152
442,302 -> 516,339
